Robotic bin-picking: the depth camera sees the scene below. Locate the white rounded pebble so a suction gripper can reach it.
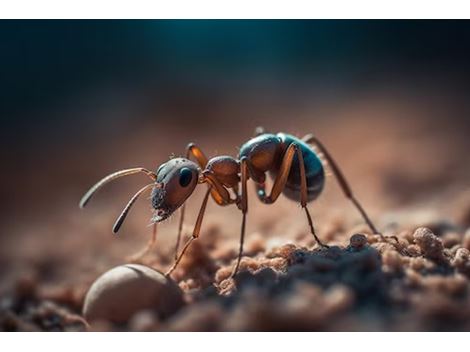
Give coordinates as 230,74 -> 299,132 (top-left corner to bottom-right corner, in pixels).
83,264 -> 184,324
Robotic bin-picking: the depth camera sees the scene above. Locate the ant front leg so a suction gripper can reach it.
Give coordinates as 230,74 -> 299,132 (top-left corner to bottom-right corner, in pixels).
175,143 -> 214,259
255,143 -> 328,248
165,187 -> 212,277
301,133 -> 380,235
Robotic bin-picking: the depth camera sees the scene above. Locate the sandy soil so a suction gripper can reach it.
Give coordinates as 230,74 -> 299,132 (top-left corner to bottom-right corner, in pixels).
1,92 -> 470,331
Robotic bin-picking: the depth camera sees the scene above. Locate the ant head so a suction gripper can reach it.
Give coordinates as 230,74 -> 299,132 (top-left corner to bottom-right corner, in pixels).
151,157 -> 200,222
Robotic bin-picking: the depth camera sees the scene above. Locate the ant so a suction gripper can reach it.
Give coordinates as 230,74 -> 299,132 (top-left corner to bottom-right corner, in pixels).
79,127 -> 380,278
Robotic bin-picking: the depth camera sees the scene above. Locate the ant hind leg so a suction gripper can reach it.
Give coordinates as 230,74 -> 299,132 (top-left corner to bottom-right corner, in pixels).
295,147 -> 329,248
302,133 -> 379,235
302,133 -> 400,245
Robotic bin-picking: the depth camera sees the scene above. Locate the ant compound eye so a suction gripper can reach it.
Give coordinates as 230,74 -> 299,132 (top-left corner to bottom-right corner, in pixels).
178,167 -> 193,187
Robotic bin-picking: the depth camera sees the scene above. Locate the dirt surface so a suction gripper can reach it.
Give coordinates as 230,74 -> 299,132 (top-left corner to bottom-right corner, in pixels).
1,92 -> 470,331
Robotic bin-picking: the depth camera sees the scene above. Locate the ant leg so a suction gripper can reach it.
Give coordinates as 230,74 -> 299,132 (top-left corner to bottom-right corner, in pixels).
296,147 -> 329,248
302,133 -> 379,234
175,143 -> 214,259
255,143 -> 299,204
184,143 -> 229,205
186,143 -> 209,167
185,144 -> 226,203
231,157 -> 249,277
127,222 -> 158,262
165,187 -> 212,277
174,174 -> 233,260
255,143 -> 328,247
202,171 -> 236,205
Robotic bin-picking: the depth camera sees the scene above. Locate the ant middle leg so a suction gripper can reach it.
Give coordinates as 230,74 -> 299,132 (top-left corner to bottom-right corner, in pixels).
255,143 -> 298,204
254,143 -> 328,248
231,157 -> 249,278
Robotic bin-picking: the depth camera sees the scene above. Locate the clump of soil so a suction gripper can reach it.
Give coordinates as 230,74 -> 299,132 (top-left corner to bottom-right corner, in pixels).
0,275 -> 87,332
4,224 -> 470,331
6,221 -> 470,331
1,108 -> 470,331
158,227 -> 470,331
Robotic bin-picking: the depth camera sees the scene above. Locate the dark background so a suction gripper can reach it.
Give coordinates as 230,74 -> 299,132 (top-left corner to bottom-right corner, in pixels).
2,21 -> 470,138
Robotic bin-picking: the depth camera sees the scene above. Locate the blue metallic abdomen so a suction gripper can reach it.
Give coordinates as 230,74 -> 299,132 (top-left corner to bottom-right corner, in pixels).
270,133 -> 325,202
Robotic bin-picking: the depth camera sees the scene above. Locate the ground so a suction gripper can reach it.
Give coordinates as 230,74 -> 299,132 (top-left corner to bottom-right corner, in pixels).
1,92 -> 470,331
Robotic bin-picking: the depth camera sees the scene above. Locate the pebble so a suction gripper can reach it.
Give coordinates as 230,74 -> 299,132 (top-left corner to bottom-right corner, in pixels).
83,264 -> 184,324
452,248 -> 470,277
349,234 -> 367,250
413,227 -> 445,261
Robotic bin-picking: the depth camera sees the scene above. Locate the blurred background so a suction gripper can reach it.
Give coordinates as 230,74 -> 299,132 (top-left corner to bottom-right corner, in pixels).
1,20 -> 470,294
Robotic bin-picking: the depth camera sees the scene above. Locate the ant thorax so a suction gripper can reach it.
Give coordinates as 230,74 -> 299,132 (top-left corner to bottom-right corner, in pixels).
205,155 -> 240,188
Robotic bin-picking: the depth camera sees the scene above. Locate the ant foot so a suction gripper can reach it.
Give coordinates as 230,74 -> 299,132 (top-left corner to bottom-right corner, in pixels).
165,264 -> 177,277
316,240 -> 330,249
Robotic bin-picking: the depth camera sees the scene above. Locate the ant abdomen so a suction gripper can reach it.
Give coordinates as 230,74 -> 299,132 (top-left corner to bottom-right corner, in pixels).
238,133 -> 282,183
272,133 -> 325,202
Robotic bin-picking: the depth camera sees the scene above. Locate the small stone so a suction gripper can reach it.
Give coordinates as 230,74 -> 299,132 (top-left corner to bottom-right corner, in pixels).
83,264 -> 184,324
406,244 -> 422,257
266,243 -> 297,259
408,257 -> 435,271
214,267 -> 232,284
413,227 -> 445,261
452,248 -> 470,277
349,234 -> 367,250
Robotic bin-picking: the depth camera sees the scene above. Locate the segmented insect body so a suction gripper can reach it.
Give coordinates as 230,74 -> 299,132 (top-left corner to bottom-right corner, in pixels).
80,127 -> 379,278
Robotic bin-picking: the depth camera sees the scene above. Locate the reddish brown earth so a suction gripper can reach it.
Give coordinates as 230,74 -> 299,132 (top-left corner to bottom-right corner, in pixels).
1,91 -> 470,331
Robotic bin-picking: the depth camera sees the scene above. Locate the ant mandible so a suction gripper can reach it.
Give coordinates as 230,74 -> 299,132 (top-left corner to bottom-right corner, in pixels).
79,127 -> 379,278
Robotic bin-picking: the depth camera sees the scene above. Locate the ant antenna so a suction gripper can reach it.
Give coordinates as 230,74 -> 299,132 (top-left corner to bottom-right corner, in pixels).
79,168 -> 157,208
113,183 -> 158,233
